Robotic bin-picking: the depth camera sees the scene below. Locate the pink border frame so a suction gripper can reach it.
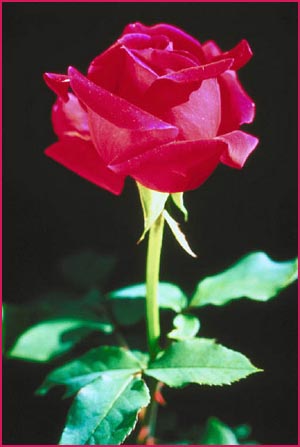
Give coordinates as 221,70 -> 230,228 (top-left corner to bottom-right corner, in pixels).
0,1 -> 299,446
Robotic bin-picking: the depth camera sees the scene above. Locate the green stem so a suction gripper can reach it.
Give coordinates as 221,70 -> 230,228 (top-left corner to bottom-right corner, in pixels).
137,211 -> 164,444
146,213 -> 164,360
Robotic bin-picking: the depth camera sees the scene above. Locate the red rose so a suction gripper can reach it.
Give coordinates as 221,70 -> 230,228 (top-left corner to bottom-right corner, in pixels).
44,22 -> 258,195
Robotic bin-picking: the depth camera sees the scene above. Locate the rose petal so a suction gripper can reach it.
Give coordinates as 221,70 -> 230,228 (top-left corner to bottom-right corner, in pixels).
202,40 -> 222,61
132,47 -> 198,75
110,139 -> 226,193
218,71 -> 255,134
68,66 -> 178,164
162,78 -> 221,140
212,39 -> 253,71
123,22 -> 205,63
217,130 -> 259,168
145,59 -> 233,111
87,44 -> 124,93
45,139 -> 125,195
119,32 -> 171,51
52,93 -> 90,140
87,33 -> 170,92
117,47 -> 157,105
44,73 -> 70,101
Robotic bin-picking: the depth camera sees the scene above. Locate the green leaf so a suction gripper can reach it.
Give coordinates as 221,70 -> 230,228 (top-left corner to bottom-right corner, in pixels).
200,417 -> 239,445
137,182 -> 169,242
171,192 -> 188,221
60,250 -> 116,289
8,318 -> 112,362
111,299 -> 145,326
109,282 -> 188,313
163,210 -> 197,258
190,252 -> 298,308
59,375 -> 150,445
34,289 -> 107,322
145,339 -> 261,387
130,350 -> 150,369
2,302 -> 36,353
37,346 -> 144,397
4,289 -> 112,359
168,314 -> 200,340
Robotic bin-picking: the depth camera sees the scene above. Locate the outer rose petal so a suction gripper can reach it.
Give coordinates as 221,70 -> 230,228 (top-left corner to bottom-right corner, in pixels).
123,22 -> 205,63
217,130 -> 259,168
218,71 -> 255,134
212,39 -> 253,71
162,78 -> 221,140
202,40 -> 222,61
68,67 -> 178,164
45,139 -> 125,195
52,93 -> 90,140
145,59 -> 233,111
43,73 -> 70,101
109,139 -> 226,193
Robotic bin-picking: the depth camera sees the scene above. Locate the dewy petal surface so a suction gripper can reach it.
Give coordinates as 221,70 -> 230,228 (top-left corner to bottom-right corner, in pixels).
217,130 -> 259,168
110,139 -> 226,193
163,78 -> 221,140
45,139 -> 125,195
145,59 -> 233,111
68,67 -> 178,164
218,71 -> 255,134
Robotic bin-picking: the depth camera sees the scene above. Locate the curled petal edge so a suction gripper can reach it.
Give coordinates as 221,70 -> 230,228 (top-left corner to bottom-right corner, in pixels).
212,39 -> 253,71
44,73 -> 70,101
217,130 -> 259,169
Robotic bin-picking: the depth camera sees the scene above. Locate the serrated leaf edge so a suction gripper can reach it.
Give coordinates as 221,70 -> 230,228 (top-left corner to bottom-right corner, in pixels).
145,339 -> 262,388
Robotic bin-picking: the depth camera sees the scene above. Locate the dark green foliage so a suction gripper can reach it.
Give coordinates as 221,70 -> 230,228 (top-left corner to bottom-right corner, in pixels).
3,250 -> 297,444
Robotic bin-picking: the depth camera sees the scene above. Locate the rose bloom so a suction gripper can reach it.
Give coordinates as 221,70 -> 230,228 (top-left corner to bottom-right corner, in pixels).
44,22 -> 258,195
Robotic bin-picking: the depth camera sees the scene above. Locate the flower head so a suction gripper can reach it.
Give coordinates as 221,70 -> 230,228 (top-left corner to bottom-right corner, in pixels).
44,22 -> 258,195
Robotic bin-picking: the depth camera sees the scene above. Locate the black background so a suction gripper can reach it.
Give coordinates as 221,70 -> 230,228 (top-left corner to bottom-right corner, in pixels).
3,2 -> 298,445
